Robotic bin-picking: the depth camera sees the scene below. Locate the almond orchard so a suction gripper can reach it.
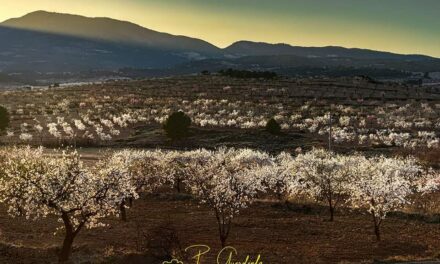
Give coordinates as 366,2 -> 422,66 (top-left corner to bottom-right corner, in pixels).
0,76 -> 438,150
0,75 -> 439,263
0,146 -> 438,262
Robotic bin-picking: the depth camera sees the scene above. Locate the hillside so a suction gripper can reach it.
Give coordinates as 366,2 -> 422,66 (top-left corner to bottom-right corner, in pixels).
0,11 -> 439,82
224,40 -> 437,61
2,10 -> 220,54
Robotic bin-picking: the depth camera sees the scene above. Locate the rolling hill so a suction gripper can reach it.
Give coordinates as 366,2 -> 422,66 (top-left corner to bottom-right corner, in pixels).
0,11 -> 222,72
2,10 -> 220,55
224,41 -> 436,61
0,11 -> 439,82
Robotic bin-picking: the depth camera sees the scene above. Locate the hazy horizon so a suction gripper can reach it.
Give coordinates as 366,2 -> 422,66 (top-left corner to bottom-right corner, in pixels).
0,0 -> 439,57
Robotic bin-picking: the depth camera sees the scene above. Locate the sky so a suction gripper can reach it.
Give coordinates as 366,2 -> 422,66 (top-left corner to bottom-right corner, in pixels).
0,0 -> 439,57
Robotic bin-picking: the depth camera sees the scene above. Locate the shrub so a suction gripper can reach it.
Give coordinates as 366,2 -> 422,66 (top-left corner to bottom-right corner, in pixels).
265,118 -> 281,135
163,111 -> 191,140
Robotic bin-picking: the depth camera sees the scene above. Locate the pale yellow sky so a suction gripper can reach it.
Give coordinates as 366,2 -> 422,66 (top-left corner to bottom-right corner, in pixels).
0,0 -> 439,57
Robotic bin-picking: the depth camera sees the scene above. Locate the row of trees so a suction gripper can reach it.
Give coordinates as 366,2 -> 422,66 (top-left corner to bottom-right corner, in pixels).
0,105 -> 308,145
6,92 -> 440,149
0,146 -> 438,262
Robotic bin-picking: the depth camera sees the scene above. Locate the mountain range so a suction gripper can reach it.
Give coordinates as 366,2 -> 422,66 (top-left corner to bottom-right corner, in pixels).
0,11 -> 439,81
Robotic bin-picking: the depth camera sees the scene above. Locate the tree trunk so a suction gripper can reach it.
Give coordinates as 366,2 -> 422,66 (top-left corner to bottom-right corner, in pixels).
215,211 -> 230,249
328,198 -> 334,222
175,178 -> 181,193
217,219 -> 225,248
285,200 -> 293,210
59,213 -> 77,263
374,223 -> 381,241
120,200 -> 127,222
372,213 -> 381,241
276,192 -> 282,201
59,232 -> 75,263
220,235 -> 227,248
219,221 -> 228,249
329,205 -> 334,222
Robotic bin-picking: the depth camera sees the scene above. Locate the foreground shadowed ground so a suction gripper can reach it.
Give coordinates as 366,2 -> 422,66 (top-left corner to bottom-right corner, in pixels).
0,193 -> 439,264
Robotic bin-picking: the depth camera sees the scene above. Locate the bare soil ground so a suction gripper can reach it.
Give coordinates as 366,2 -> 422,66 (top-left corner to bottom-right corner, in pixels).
113,124 -> 395,157
0,192 -> 439,264
120,125 -> 319,153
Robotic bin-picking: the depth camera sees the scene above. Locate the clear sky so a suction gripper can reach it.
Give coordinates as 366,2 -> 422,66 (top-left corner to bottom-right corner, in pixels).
0,0 -> 439,57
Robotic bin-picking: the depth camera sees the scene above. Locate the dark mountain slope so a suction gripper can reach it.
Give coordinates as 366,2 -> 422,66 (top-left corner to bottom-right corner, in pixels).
2,11 -> 221,54
225,41 -> 437,61
0,11 -> 439,78
0,26 -> 192,71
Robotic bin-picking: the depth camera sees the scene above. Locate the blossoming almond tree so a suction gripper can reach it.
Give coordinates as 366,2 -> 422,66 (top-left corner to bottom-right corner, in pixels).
295,148 -> 354,221
186,148 -> 271,247
127,149 -> 168,195
161,150 -> 193,193
0,147 -> 133,262
100,149 -> 165,221
348,155 -> 422,241
94,150 -> 140,222
262,152 -> 300,203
